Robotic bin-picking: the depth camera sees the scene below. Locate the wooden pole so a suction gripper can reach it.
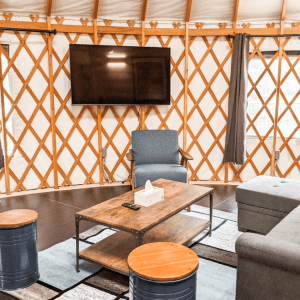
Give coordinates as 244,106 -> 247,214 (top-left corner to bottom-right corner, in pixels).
184,0 -> 192,150
0,50 -> 11,194
183,22 -> 189,150
47,16 -> 58,189
225,163 -> 229,183
271,42 -> 283,176
97,106 -> 104,184
185,0 -> 192,213
93,19 -> 104,185
140,21 -> 146,130
271,0 -> 288,176
140,0 -> 148,130
225,1 -> 239,183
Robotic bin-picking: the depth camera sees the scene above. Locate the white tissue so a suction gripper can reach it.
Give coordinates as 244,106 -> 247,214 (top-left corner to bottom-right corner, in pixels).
134,180 -> 164,207
145,180 -> 154,192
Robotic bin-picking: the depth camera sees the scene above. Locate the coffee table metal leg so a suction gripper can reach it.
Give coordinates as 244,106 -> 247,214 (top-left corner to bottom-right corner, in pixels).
76,215 -> 80,272
136,233 -> 144,247
210,191 -> 213,236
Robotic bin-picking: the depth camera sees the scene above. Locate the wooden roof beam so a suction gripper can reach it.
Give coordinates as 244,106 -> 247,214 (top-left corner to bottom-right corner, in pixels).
186,0 -> 193,23
233,0 -> 240,32
281,0 -> 288,33
141,0 -> 148,22
46,0 -> 53,17
93,0 -> 100,20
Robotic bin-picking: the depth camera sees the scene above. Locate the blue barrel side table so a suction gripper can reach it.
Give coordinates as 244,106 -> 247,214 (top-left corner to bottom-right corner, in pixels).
0,209 -> 40,291
128,242 -> 199,300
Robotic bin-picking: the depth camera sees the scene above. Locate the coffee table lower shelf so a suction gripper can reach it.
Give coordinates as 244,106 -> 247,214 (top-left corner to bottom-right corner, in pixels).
79,214 -> 210,275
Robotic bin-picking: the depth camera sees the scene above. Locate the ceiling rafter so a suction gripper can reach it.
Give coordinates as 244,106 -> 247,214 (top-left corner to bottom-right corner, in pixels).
281,0 -> 288,32
93,0 -> 100,20
46,0 -> 53,17
142,0 -> 148,22
233,0 -> 240,32
141,0 -> 148,48
186,0 -> 193,23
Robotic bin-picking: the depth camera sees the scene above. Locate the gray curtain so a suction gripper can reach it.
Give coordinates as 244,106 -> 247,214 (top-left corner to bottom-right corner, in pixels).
223,33 -> 249,165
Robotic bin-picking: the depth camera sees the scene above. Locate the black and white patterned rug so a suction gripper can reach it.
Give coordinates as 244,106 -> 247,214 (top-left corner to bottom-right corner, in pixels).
1,205 -> 240,300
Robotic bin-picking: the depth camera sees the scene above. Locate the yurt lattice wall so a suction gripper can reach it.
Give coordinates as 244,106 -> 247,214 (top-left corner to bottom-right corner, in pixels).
0,0 -> 300,194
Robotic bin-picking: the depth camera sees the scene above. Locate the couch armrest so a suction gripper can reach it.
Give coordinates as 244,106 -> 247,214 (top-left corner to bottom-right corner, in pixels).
179,148 -> 193,160
126,149 -> 135,161
236,232 -> 300,273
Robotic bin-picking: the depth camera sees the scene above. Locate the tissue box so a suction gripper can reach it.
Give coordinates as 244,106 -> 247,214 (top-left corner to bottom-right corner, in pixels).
134,186 -> 164,207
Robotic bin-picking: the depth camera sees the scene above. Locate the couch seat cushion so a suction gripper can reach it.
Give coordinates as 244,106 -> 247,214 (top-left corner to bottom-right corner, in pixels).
134,164 -> 188,188
268,205 -> 300,245
236,175 -> 300,213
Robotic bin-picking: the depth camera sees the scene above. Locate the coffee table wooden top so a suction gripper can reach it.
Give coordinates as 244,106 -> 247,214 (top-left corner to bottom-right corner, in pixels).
77,179 -> 212,232
0,209 -> 38,228
128,242 -> 199,281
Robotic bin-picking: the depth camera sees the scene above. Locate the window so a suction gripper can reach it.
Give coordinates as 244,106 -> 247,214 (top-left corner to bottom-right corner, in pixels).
247,51 -> 278,138
247,50 -> 300,139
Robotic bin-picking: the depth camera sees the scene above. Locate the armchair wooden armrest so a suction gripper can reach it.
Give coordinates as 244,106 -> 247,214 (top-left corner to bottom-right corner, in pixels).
126,149 -> 135,161
179,147 -> 193,169
126,149 -> 135,190
179,148 -> 193,160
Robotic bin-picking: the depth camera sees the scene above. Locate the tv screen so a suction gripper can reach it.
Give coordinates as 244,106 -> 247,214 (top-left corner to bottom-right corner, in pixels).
69,44 -> 170,105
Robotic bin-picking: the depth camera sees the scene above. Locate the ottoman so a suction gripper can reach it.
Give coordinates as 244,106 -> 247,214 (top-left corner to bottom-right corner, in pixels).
236,175 -> 300,234
128,242 -> 198,299
0,209 -> 39,290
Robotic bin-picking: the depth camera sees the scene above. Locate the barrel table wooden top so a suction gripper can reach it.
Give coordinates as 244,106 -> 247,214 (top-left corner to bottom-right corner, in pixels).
0,209 -> 38,228
128,242 -> 199,282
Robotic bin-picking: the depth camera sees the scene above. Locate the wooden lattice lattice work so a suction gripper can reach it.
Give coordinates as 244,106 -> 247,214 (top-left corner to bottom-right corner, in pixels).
0,15 -> 300,194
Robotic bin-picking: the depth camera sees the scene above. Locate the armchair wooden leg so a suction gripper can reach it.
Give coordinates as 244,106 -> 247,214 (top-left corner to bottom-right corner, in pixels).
188,206 -> 191,212
130,161 -> 135,190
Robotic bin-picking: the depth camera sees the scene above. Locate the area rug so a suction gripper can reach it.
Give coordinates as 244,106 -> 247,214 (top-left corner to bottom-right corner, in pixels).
0,282 -> 59,300
38,238 -> 101,290
0,205 -> 240,300
1,269 -> 129,300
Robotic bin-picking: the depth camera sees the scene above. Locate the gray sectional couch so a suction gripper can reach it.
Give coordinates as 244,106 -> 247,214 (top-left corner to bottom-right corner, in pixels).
236,175 -> 300,299
236,175 -> 300,234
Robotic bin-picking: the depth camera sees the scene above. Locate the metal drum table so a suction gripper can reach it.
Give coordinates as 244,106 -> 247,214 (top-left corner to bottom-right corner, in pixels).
0,209 -> 39,291
128,242 -> 199,300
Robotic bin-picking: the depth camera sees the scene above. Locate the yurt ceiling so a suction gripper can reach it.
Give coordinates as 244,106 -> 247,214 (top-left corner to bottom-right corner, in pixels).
1,0 -> 300,25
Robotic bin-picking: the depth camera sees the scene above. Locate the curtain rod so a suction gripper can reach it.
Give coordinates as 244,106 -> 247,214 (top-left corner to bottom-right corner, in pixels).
228,34 -> 300,39
0,28 -> 57,35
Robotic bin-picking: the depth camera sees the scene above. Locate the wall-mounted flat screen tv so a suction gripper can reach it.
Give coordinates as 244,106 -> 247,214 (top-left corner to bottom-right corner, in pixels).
70,44 -> 170,105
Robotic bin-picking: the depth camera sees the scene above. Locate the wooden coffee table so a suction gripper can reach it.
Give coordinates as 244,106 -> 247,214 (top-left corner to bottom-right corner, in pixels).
75,179 -> 213,275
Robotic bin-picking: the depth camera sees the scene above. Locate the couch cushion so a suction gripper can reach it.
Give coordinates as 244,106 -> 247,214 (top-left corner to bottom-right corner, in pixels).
236,175 -> 300,213
268,205 -> 300,245
237,203 -> 287,218
132,130 -> 180,166
134,164 -> 188,188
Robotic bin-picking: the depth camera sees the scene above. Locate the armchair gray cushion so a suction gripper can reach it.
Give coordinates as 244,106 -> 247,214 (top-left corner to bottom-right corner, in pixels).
134,164 -> 188,189
132,130 -> 180,165
131,130 -> 188,188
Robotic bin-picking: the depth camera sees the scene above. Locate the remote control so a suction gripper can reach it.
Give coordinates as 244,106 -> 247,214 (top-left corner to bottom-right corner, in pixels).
122,202 -> 140,211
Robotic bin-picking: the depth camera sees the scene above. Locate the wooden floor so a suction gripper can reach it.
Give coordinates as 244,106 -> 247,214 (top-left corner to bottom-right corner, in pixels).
0,183 -> 237,251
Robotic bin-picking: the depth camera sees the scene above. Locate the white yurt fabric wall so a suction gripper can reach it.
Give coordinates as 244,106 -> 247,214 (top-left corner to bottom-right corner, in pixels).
0,0 -> 300,192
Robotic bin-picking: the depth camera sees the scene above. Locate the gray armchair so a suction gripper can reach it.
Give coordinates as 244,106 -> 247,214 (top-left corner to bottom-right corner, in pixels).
126,130 -> 193,190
